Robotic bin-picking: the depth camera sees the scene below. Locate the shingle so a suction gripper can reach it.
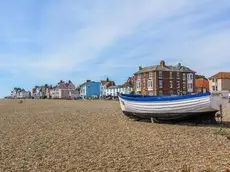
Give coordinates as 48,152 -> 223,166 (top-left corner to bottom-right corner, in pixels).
134,64 -> 195,74
209,72 -> 230,79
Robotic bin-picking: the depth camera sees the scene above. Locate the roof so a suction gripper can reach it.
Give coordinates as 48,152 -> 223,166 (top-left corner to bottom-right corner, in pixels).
56,80 -> 75,89
122,77 -> 134,88
209,72 -> 230,79
108,85 -> 122,89
195,78 -> 209,89
101,80 -> 116,88
134,63 -> 195,74
78,81 -> 100,88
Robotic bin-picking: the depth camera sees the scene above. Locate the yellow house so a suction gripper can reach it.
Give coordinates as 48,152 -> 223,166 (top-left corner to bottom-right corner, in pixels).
209,72 -> 230,92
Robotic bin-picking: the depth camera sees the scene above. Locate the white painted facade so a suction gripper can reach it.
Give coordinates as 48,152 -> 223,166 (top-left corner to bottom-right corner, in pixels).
50,88 -> 61,99
18,91 -> 30,98
32,88 -> 42,99
70,90 -> 80,99
104,86 -> 133,97
80,85 -> 87,98
187,73 -> 194,93
11,88 -> 31,99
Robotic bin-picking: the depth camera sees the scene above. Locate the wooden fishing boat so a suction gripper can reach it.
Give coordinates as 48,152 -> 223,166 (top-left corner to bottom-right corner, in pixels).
118,91 -> 229,121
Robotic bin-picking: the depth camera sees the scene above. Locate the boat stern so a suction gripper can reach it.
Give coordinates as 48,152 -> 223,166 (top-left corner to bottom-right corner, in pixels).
210,91 -> 229,110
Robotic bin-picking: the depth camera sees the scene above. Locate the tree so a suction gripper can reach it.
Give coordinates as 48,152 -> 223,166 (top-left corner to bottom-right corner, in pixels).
106,77 -> 109,82
195,75 -> 207,80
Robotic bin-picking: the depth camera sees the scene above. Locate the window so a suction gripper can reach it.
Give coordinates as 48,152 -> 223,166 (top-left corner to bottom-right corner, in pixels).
159,80 -> 163,88
183,82 -> 186,90
177,72 -> 180,79
170,72 -> 173,79
212,86 -> 215,91
169,90 -> 174,95
177,81 -> 180,88
148,80 -> 153,89
216,86 -> 218,91
183,73 -> 186,80
159,71 -> 163,78
177,90 -> 181,95
136,81 -> 141,89
149,72 -> 153,79
137,74 -> 141,79
170,81 -> 173,88
188,83 -> 193,90
187,73 -> 193,80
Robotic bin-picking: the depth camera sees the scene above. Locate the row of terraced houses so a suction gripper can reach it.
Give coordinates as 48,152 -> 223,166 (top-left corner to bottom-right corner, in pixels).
10,78 -> 134,99
9,60 -> 230,99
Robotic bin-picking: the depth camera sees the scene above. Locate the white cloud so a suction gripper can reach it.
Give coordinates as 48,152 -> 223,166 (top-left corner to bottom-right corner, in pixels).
1,0 -> 205,74
1,0 -> 230,96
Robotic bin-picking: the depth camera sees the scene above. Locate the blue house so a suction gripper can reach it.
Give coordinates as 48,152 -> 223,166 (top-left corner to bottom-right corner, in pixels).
79,80 -> 101,98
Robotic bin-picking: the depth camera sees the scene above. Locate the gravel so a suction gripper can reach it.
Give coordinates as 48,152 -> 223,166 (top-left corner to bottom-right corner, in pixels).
0,99 -> 230,172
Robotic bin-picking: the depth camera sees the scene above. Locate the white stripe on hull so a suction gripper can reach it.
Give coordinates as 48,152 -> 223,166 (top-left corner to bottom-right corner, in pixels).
119,95 -> 216,114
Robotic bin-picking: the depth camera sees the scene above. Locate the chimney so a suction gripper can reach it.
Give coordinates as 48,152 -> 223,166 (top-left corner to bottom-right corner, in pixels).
139,66 -> 143,71
160,60 -> 165,67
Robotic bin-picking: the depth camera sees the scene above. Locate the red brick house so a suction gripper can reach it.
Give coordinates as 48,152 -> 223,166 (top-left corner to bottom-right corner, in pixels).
133,60 -> 195,96
195,78 -> 209,93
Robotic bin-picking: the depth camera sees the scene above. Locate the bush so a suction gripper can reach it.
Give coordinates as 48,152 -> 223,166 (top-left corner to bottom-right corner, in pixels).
42,96 -> 47,99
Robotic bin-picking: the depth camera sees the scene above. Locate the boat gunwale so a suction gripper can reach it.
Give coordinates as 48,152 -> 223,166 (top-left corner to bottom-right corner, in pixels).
119,93 -> 211,102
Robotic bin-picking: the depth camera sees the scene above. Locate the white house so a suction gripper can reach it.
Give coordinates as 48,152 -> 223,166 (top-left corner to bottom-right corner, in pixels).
32,87 -> 42,99
11,88 -> 31,99
104,85 -> 133,97
100,79 -> 116,97
18,90 -> 30,98
70,89 -> 80,99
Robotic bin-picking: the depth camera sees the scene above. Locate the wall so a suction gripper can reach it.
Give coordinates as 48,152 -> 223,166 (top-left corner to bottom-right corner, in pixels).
217,79 -> 222,91
61,89 -> 70,99
86,82 -> 100,98
221,79 -> 230,91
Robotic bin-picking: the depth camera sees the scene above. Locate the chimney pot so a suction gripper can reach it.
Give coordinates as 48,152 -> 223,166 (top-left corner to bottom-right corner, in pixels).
160,60 -> 165,67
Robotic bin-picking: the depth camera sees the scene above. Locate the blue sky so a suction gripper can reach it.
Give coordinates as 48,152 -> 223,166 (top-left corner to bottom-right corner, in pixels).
1,0 -> 230,97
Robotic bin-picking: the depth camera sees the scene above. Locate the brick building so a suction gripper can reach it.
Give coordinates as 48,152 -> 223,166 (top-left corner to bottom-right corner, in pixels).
195,78 -> 209,93
133,60 -> 195,96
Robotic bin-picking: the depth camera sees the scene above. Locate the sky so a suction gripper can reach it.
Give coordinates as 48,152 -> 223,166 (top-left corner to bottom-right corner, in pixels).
0,0 -> 230,97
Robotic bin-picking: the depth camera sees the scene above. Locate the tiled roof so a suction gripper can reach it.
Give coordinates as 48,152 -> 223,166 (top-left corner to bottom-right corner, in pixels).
195,78 -> 209,89
108,85 -> 122,89
122,77 -> 134,88
209,72 -> 230,79
56,80 -> 75,89
101,80 -> 116,87
134,63 -> 195,74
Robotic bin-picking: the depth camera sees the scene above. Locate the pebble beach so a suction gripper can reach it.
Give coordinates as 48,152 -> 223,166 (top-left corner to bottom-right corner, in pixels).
0,99 -> 230,172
